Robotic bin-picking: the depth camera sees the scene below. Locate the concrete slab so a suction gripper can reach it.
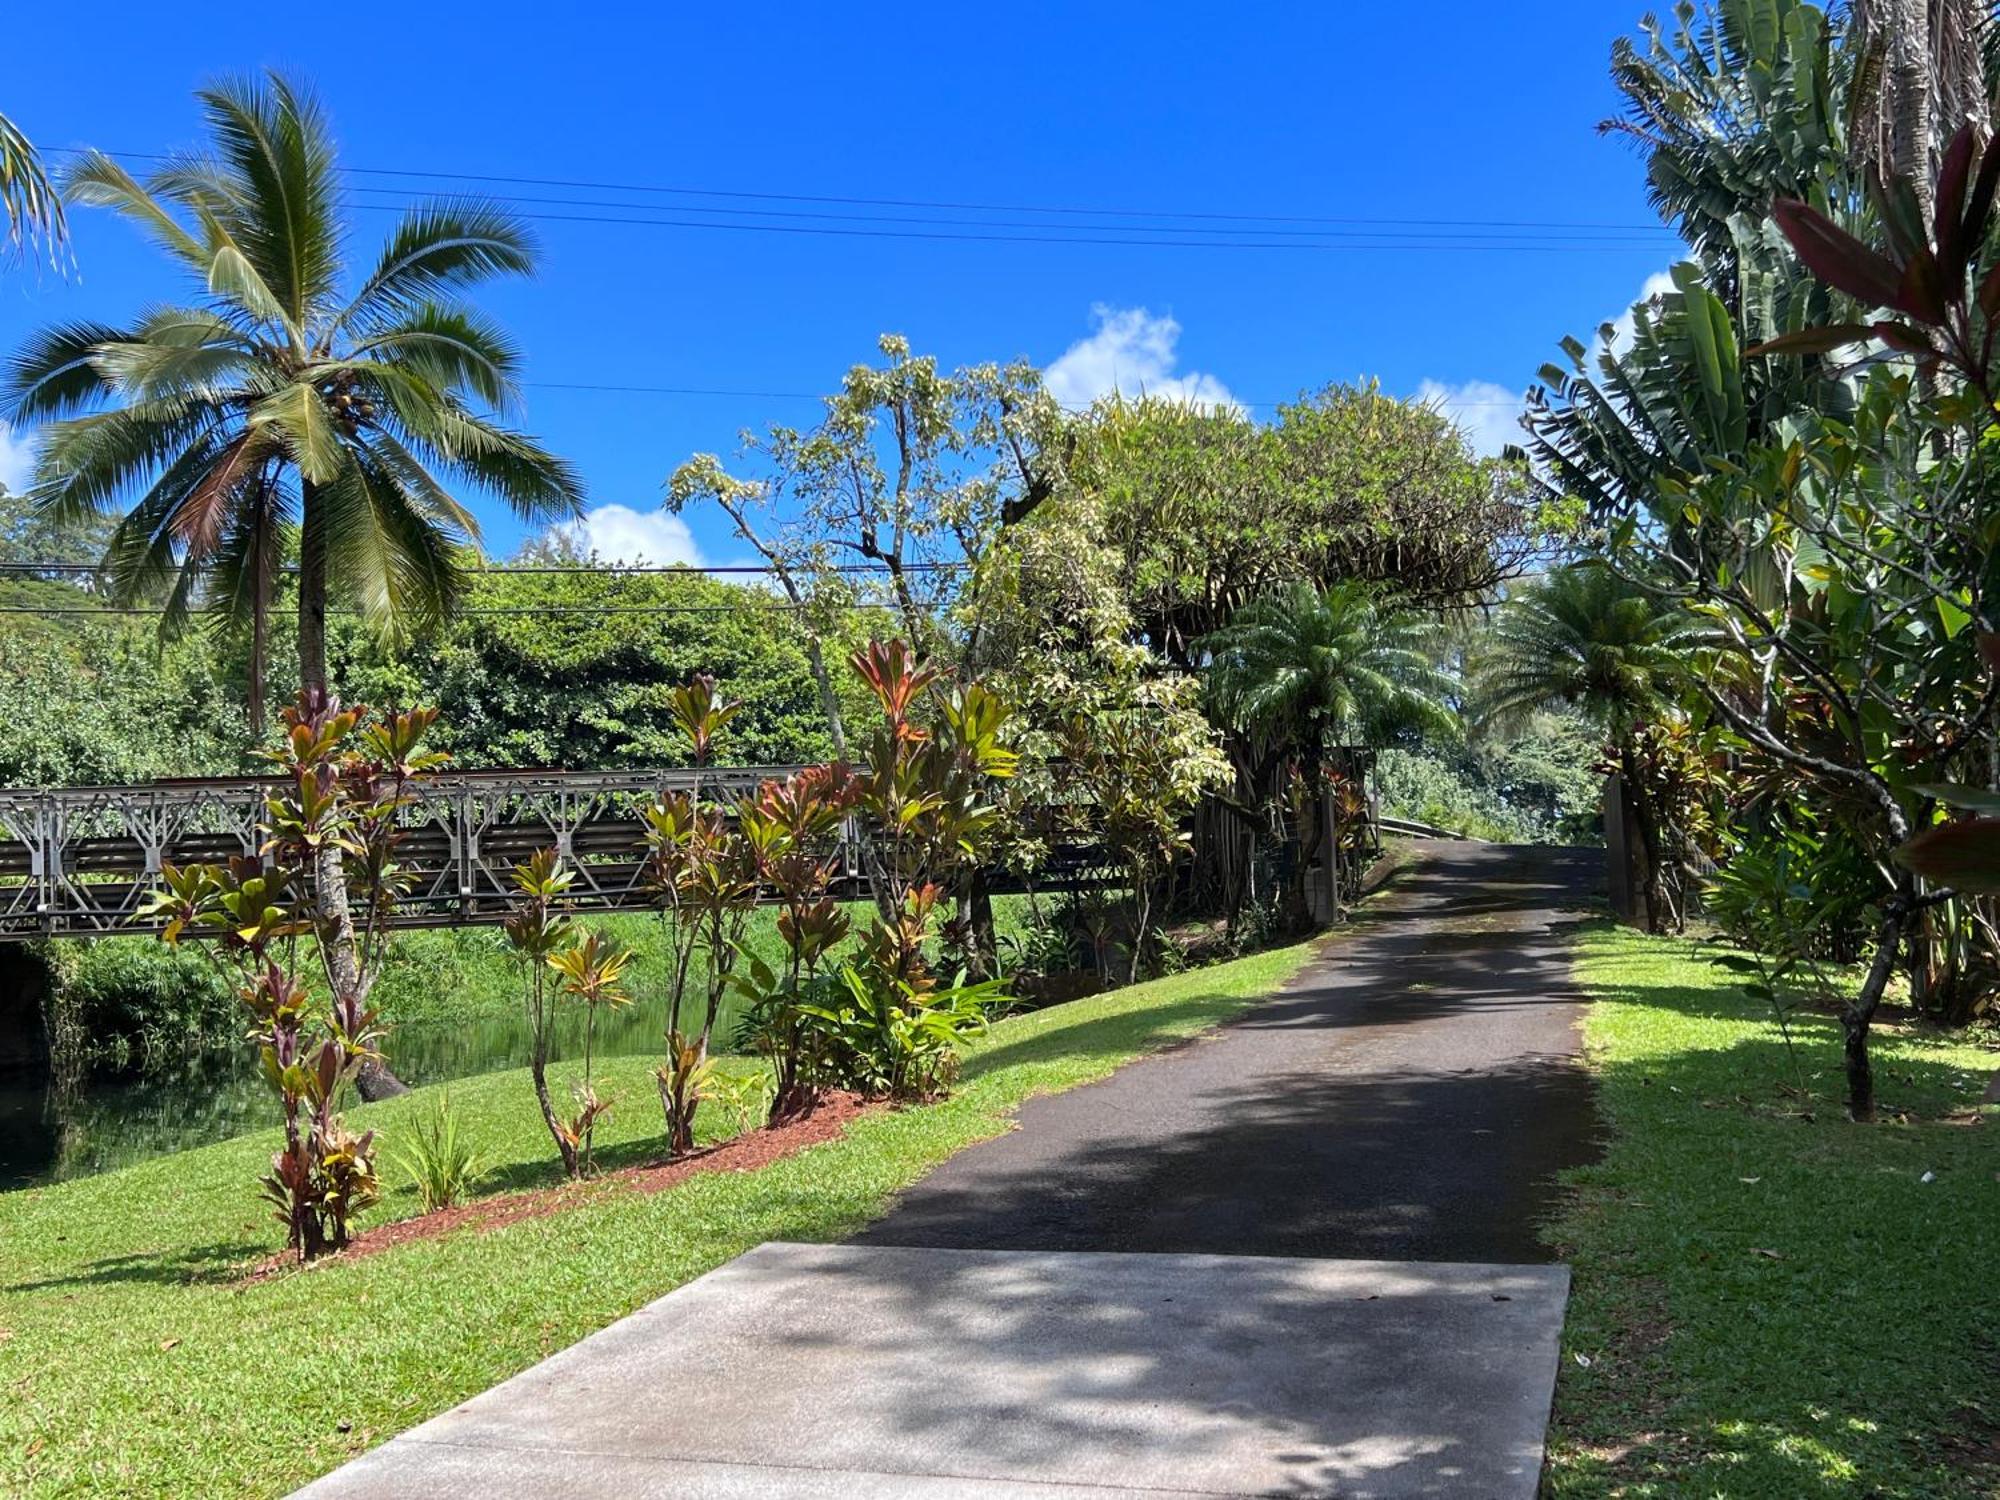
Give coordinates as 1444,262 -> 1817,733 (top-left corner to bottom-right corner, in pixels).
296,1242 -> 1570,1499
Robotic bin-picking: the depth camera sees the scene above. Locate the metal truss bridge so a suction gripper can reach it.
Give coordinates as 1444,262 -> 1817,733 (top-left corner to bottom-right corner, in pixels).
0,767 -> 1095,941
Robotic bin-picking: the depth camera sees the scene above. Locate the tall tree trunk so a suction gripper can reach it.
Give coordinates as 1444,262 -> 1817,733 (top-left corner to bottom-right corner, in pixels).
247,534 -> 269,744
1619,747 -> 1673,934
298,482 -> 407,1102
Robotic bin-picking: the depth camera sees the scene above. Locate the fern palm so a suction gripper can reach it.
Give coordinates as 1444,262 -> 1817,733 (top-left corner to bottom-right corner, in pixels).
1477,564 -> 1698,932
1,109 -> 66,264
1,72 -> 581,723
1203,580 -> 1459,769
1474,564 -> 1694,736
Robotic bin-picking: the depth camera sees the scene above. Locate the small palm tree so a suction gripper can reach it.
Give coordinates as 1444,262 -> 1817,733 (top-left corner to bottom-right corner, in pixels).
1,73 -> 581,728
1474,563 -> 1690,738
1204,580 -> 1457,922
1,109 -> 66,264
1475,563 -> 1694,927
1205,579 -> 1458,774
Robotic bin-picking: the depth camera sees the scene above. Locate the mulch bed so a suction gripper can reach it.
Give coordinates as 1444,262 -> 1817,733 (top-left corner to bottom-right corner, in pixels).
241,1092 -> 876,1282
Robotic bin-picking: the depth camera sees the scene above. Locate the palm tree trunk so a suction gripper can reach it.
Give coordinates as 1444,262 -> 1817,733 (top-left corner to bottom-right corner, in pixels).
297,486 -> 330,702
297,479 -> 407,1102
247,540 -> 269,744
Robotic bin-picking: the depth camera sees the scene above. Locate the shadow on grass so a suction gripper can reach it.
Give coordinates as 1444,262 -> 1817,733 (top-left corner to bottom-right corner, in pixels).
5,1239 -> 253,1291
1547,942 -> 2000,1498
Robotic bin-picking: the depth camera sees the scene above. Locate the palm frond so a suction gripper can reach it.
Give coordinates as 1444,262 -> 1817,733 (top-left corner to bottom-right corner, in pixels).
193,73 -> 341,326
3,320 -> 128,422
338,201 -> 536,331
0,109 -> 67,264
248,382 -> 346,484
62,152 -> 209,276
33,399 -> 226,525
349,303 -> 523,408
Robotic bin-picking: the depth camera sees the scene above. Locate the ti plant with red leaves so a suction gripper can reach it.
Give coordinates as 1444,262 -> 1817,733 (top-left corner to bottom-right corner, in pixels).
729,764 -> 857,1121
829,640 -> 1017,1099
643,674 -> 757,1154
139,690 -> 445,1257
1760,124 -> 2000,409
1899,634 -> 2000,896
847,639 -> 1019,988
501,850 -> 636,1177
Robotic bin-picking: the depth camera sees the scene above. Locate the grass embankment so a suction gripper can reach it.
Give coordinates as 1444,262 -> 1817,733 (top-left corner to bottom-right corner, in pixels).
1549,923 -> 2000,1498
0,938 -> 1318,1497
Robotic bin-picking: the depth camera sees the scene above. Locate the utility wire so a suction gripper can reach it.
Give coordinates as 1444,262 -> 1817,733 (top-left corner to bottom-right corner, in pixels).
341,201 -> 1659,255
339,182 -> 1675,246
54,146 -> 1674,234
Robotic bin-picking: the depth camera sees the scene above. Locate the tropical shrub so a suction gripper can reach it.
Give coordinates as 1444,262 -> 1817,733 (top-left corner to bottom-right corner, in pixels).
501,849 -> 627,1178
391,1091 -> 484,1212
641,675 -> 759,1154
140,691 -> 443,1257
730,765 -> 856,1121
546,929 -> 634,1175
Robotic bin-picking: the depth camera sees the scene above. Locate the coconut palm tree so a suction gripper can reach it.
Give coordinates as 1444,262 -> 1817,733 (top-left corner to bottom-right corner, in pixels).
1204,580 -> 1457,923
1,109 -> 66,263
3,74 -> 581,1100
1,72 -> 582,731
1475,563 -> 1696,928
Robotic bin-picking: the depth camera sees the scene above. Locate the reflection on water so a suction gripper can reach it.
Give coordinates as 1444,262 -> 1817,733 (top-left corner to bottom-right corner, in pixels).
0,996 -> 731,1191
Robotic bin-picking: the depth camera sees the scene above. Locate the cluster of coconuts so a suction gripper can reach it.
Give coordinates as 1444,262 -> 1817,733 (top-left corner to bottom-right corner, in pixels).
325,379 -> 378,433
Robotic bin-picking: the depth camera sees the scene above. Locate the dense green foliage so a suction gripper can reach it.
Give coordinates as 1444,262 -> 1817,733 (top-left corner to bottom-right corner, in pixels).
1064,389 -> 1538,666
1550,923 -> 2000,1496
0,938 -> 1318,1498
336,562 -> 850,769
1375,708 -> 1602,843
1521,0 -> 2000,1114
0,621 -> 244,786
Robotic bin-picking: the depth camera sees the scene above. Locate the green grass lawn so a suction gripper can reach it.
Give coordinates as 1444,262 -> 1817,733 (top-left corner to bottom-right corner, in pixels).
1549,923 -> 2000,1498
0,937 -> 1318,1498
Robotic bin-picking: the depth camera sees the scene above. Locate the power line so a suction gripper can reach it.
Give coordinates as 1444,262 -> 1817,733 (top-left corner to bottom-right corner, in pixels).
56,146 -> 1674,235
340,201 -> 1660,255
339,182 -> 1675,247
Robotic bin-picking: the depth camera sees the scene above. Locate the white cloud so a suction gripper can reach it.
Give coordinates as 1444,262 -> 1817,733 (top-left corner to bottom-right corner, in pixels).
559,505 -> 705,568
1411,266 -> 1685,461
1414,378 -> 1527,458
0,422 -> 33,493
1605,269 -> 1681,356
1043,305 -> 1243,414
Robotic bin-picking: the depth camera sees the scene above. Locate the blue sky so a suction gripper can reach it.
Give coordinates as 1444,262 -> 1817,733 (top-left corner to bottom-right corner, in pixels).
0,2 -> 1681,565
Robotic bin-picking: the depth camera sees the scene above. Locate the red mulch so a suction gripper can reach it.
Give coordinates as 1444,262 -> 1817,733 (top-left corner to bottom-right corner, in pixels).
240,1092 -> 877,1282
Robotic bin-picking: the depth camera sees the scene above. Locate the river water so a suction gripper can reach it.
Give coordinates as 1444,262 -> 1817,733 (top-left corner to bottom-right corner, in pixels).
0,998 -> 699,1190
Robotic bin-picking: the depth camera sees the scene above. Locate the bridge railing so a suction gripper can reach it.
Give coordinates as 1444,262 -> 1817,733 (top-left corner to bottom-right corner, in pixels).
0,767 -> 1114,939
